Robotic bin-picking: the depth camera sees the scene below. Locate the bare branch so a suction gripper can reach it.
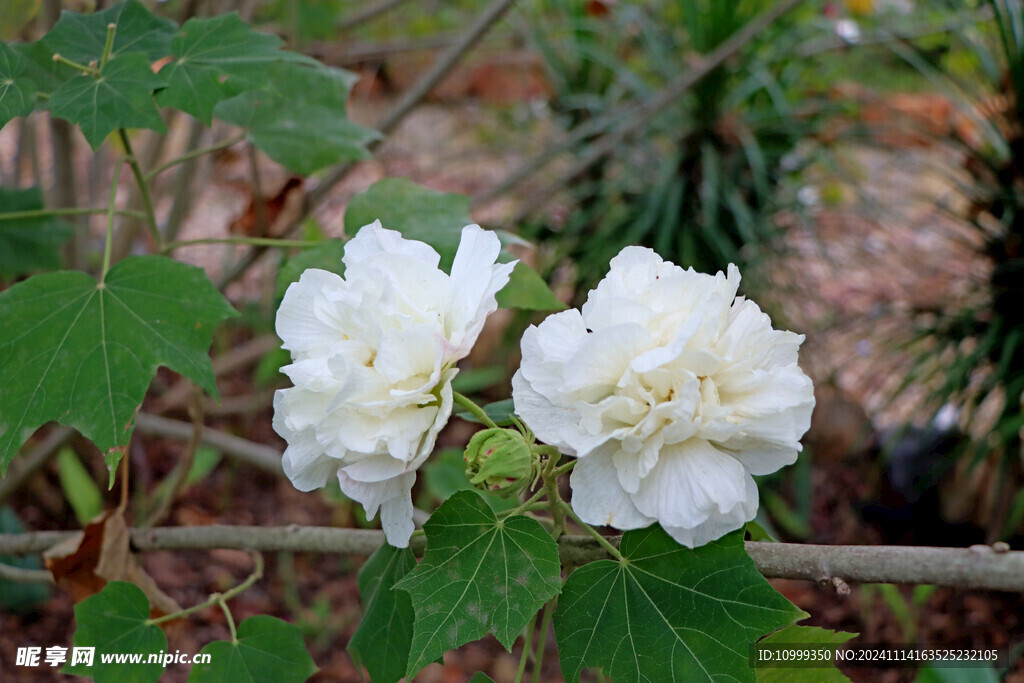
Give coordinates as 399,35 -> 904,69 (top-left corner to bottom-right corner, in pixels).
134,414 -> 283,475
2,525 -> 1022,592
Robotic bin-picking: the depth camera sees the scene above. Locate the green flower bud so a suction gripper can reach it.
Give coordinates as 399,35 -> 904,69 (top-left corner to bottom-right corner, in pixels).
464,428 -> 537,498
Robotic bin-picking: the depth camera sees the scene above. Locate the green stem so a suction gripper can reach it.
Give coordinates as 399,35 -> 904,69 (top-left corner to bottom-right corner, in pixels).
52,53 -> 99,76
452,391 -> 499,429
514,610 -> 538,683
148,553 -> 264,626
0,207 -> 144,222
99,23 -> 117,72
559,501 -> 624,561
542,457 -> 566,540
502,486 -> 548,518
145,133 -> 247,182
219,597 -> 239,643
117,129 -> 162,250
101,161 -> 124,281
164,236 -> 322,253
553,459 -> 576,476
530,598 -> 556,683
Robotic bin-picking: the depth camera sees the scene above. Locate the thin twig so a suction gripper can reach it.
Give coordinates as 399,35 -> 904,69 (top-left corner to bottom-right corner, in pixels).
142,387 -> 204,528
337,0 -> 414,32
134,413 -> 283,475
0,563 -> 54,584
117,129 -> 162,250
0,427 -> 76,506
145,133 -> 246,183
2,526 -> 1024,591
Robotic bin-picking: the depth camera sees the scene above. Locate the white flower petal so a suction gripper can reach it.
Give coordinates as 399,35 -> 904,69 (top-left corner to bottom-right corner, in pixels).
661,475 -> 758,548
631,438 -> 751,530
447,225 -> 516,356
276,269 -> 346,354
338,469 -> 417,547
343,220 -> 441,269
569,447 -> 654,529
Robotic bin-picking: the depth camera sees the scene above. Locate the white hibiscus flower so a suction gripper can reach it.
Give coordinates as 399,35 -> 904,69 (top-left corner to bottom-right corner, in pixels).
512,247 -> 814,548
273,221 -> 515,547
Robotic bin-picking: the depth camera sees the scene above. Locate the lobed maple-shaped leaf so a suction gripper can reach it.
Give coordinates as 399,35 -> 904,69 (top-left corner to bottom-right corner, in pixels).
395,490 -> 562,679
49,52 -> 166,149
344,179 -> 565,311
0,42 -> 36,129
0,255 -> 237,477
43,0 -> 176,65
347,544 -> 416,683
11,41 -> 78,105
189,615 -> 317,683
214,61 -> 376,175
0,187 -> 73,279
554,526 -> 805,683
157,13 -> 316,124
66,581 -> 166,683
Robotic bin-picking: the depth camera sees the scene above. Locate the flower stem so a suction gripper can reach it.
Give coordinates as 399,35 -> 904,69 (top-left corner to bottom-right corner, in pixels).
145,133 -> 247,182
542,457 -> 566,540
148,553 -> 264,626
52,53 -> 99,76
559,501 -> 624,562
219,598 -> 239,643
101,161 -> 124,282
452,391 -> 499,429
99,23 -> 116,72
553,459 -> 576,476
530,598 -> 556,683
117,129 -> 162,251
163,236 -> 322,253
513,610 -> 538,683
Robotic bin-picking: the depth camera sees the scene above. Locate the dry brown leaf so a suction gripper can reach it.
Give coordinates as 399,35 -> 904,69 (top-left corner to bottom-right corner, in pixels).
44,509 -> 181,617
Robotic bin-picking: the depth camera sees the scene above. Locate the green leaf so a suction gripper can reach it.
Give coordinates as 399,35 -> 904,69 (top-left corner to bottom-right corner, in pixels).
0,506 -> 51,612
344,179 -> 475,271
348,544 -> 417,683
395,490 -> 561,678
497,262 -> 566,311
469,675 -> 496,683
554,526 -> 804,683
275,239 -> 345,300
43,0 -> 175,65
12,41 -> 77,102
188,615 -> 317,683
157,13 -> 314,123
57,447 -> 106,525
0,255 -> 237,477
755,625 -> 855,683
344,179 -> 562,310
0,42 -> 37,128
214,61 -> 376,175
67,581 -> 167,683
454,398 -> 517,427
49,52 -> 166,149
0,187 -> 73,279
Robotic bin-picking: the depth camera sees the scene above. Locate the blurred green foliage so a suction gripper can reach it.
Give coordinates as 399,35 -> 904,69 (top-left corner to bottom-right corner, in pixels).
522,0 -> 835,290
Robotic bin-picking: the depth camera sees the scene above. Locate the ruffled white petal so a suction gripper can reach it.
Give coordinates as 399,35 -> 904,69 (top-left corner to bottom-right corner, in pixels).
515,251 -> 813,548
569,447 -> 654,529
274,220 -> 508,539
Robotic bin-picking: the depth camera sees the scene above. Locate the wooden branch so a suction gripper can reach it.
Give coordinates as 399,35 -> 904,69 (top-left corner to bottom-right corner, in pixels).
134,414 -> 283,475
2,525 -> 1022,592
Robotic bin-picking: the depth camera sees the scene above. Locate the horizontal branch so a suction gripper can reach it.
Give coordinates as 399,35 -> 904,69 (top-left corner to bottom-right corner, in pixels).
134,414 -> 283,475
1,525 -> 1021,592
